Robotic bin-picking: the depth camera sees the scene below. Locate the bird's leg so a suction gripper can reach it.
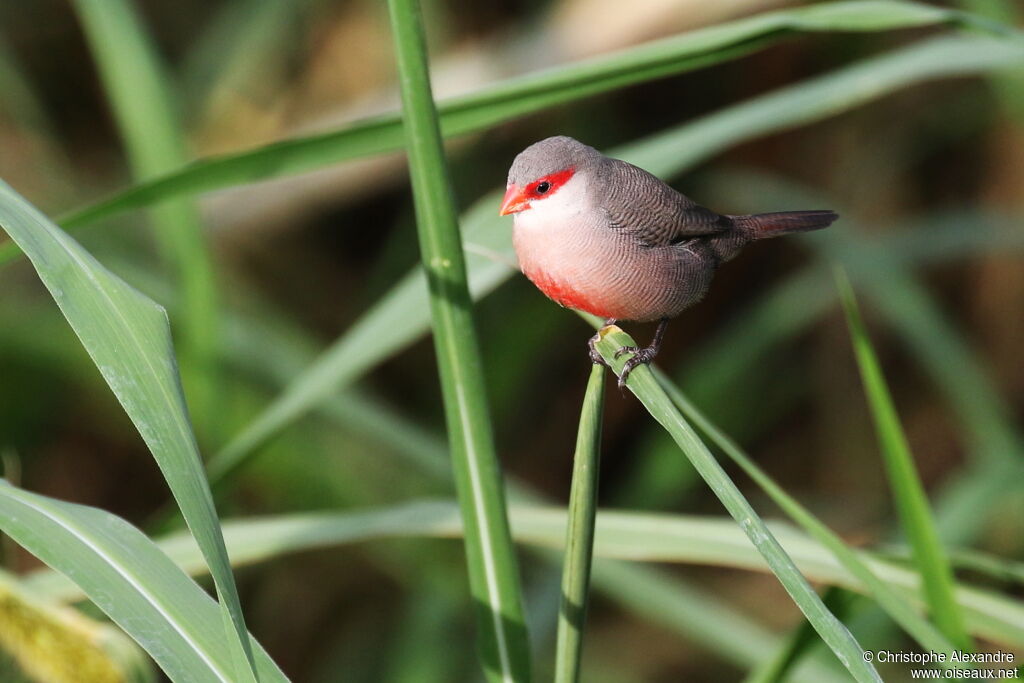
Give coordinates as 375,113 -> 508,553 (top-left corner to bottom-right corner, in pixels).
588,318 -> 617,365
614,318 -> 669,389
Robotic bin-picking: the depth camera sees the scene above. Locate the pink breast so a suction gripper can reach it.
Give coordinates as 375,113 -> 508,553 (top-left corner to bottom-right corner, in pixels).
513,209 -> 643,320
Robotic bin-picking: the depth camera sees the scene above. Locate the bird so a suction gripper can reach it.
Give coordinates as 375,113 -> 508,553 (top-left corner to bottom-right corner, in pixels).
500,136 -> 837,389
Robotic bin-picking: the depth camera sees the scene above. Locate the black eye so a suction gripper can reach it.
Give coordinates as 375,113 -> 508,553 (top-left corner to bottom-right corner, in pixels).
536,181 -> 550,194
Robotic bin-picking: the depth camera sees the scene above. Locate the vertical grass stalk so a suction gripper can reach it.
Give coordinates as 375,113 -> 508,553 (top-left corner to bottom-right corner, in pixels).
386,1 -> 530,680
555,366 -> 606,683
836,269 -> 973,650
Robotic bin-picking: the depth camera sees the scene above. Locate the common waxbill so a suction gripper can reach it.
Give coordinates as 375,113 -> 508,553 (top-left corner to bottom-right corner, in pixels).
500,136 -> 837,388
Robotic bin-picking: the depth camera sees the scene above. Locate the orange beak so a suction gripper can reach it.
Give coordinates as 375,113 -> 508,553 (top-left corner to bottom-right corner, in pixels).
499,184 -> 530,216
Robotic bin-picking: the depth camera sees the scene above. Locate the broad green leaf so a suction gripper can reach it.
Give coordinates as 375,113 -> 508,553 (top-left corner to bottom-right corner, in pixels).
22,1 -> 982,240
592,327 -> 881,682
26,502 -> 1024,647
387,1 -> 530,681
0,179 -> 259,681
0,481 -> 287,683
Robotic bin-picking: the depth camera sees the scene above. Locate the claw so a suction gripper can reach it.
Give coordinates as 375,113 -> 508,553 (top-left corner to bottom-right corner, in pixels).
616,347 -> 658,389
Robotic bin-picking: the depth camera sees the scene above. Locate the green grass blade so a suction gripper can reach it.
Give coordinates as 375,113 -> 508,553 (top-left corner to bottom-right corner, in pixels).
835,269 -> 973,650
868,290 -> 1023,546
648,364 -> 963,660
202,34 -> 1024,485
387,1 -> 530,681
209,294 -> 840,681
943,548 -> 1024,585
619,34 -> 1024,177
0,481 -> 287,683
15,1 -> 979,240
0,180 -> 258,681
833,251 -> 1023,482
592,327 -> 880,682
71,0 -> 220,431
26,502 -> 1024,646
555,366 -> 605,683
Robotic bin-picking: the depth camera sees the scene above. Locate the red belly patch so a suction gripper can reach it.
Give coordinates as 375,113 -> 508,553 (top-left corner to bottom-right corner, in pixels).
525,268 -> 614,318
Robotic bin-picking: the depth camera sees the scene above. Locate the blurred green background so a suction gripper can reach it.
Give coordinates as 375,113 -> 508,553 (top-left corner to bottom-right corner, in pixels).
0,0 -> 1022,681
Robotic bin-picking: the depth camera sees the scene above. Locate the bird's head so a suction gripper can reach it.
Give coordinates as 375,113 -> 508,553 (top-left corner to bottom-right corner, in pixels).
500,136 -> 600,216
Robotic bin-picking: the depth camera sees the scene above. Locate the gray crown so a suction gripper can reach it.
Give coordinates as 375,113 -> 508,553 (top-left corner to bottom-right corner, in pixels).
507,136 -> 602,186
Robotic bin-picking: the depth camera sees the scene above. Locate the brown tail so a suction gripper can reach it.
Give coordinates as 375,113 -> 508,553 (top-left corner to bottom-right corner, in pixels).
731,210 -> 838,238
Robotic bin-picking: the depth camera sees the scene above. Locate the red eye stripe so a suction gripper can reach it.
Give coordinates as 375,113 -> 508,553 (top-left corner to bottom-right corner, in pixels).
526,167 -> 575,198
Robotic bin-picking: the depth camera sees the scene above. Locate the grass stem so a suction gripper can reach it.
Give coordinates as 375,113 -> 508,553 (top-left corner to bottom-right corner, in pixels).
386,1 -> 531,680
555,365 -> 606,683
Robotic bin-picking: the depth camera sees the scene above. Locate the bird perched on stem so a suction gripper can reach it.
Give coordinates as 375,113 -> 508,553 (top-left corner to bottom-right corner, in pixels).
500,136 -> 837,388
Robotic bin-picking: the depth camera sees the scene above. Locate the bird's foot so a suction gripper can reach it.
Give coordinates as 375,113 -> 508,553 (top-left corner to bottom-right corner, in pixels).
613,318 -> 669,390
613,345 -> 659,390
